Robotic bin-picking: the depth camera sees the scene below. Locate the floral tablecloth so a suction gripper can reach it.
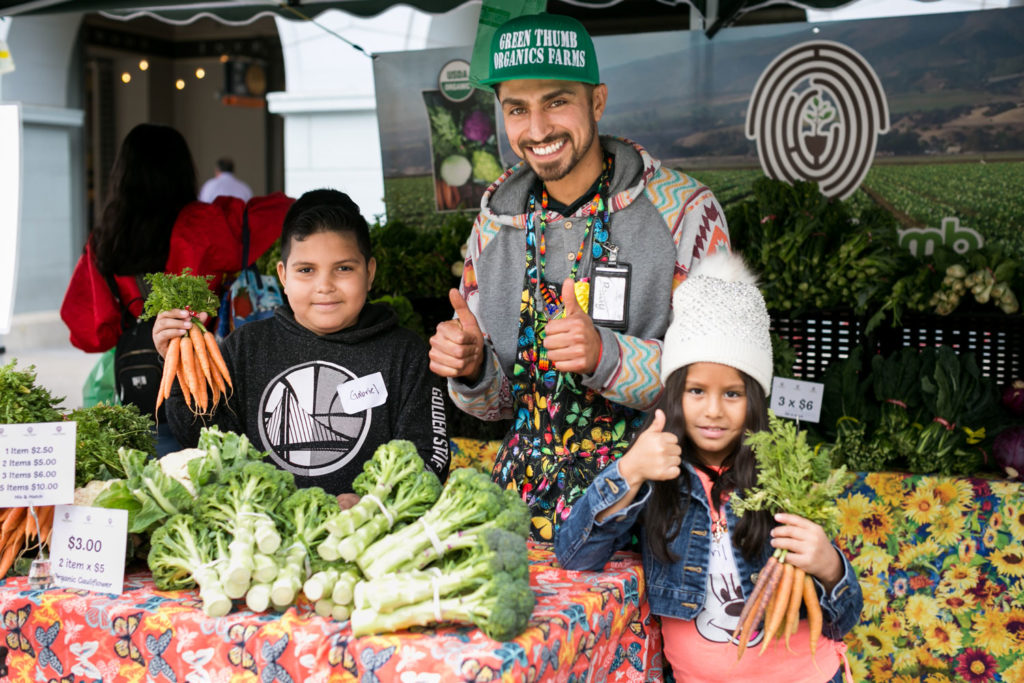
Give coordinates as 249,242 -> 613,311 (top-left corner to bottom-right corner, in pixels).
0,543 -> 663,683
836,471 -> 1024,683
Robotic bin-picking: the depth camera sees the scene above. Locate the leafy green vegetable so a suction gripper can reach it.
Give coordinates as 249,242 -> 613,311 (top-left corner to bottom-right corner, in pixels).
358,468 -> 529,580
732,412 -> 853,536
93,447 -> 196,534
70,403 -> 155,487
0,360 -> 64,424
188,426 -> 266,488
264,487 -> 340,609
428,106 -> 465,159
141,268 -> 219,320
148,514 -> 232,617
198,461 -> 296,599
320,440 -> 441,562
256,238 -> 282,278
471,150 -> 503,184
351,527 -> 534,641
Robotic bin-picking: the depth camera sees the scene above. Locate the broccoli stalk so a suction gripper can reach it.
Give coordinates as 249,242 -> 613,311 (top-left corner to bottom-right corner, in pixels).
319,440 -> 441,562
404,489 -> 530,572
199,461 -> 296,599
354,528 -> 528,614
335,469 -> 442,562
303,563 -> 361,604
251,551 -> 279,583
245,581 -> 273,613
263,487 -> 340,609
358,468 -> 508,580
350,574 -> 535,641
148,514 -> 232,617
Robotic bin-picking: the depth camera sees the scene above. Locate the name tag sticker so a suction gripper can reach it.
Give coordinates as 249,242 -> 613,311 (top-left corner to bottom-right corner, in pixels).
338,372 -> 388,414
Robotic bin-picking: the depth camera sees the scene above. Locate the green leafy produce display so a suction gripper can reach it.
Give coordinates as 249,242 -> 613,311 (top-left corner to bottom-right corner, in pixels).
70,403 -> 156,487
0,360 -> 64,424
370,214 -> 472,300
726,178 -> 906,320
724,178 -> 1023,333
103,432 -> 538,633
94,427 -> 265,536
817,346 -> 1008,476
351,527 -> 533,641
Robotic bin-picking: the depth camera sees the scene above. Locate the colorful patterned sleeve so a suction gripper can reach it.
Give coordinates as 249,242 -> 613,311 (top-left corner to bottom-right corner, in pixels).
587,170 -> 732,410
447,214 -> 515,421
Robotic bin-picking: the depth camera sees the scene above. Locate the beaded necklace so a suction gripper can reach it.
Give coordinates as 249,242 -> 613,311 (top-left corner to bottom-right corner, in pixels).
527,154 -> 614,318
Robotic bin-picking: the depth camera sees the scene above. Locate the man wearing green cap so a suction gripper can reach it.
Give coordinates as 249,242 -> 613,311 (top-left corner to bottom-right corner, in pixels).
429,12 -> 731,542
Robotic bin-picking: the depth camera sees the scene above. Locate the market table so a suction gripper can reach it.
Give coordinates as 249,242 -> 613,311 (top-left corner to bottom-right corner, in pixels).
0,542 -> 664,682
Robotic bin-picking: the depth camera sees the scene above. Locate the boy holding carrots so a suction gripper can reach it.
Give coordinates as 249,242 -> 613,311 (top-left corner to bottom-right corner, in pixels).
153,189 -> 450,503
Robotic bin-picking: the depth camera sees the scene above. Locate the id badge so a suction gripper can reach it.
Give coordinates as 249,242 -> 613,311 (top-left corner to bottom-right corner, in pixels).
589,262 -> 630,330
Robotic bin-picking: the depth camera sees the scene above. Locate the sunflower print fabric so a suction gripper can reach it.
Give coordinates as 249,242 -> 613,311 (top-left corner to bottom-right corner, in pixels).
0,545 -> 663,682
836,472 -> 1024,683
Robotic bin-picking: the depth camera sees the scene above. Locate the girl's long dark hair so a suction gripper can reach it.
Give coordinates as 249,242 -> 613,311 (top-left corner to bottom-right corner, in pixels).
92,124 -> 198,277
643,365 -> 772,565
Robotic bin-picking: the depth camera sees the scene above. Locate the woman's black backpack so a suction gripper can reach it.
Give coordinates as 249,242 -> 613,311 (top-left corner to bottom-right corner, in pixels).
105,273 -> 164,421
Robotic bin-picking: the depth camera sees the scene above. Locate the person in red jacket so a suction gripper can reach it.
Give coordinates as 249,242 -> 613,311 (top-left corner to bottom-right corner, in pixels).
60,123 -> 291,452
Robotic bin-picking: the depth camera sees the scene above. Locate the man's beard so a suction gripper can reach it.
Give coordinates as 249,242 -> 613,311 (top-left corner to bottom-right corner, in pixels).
526,120 -> 598,184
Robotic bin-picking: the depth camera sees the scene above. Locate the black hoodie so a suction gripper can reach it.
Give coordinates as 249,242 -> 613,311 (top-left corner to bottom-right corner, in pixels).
166,302 -> 449,494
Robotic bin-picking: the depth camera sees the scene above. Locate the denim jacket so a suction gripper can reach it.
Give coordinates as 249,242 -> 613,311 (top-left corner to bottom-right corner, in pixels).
556,461 -> 863,641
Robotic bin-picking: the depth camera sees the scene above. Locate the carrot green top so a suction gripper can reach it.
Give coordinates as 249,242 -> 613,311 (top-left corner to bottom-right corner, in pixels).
141,268 -> 220,320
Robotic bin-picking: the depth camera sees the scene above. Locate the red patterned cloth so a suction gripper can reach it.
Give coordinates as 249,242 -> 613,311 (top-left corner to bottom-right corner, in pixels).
0,543 -> 664,682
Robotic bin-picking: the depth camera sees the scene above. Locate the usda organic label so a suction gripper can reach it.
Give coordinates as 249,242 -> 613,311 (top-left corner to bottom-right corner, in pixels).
438,59 -> 473,102
0,421 -> 76,507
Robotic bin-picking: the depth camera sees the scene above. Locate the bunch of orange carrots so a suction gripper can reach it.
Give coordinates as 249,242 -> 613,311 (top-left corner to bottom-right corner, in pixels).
143,269 -> 232,418
155,318 -> 233,417
732,549 -> 822,662
0,506 -> 54,577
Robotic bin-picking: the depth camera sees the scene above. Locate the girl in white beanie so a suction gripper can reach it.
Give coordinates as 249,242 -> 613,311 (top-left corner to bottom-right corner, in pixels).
555,251 -> 861,683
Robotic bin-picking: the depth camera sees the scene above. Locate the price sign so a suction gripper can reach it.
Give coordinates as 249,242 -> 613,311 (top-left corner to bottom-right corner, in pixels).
0,421 -> 76,507
771,377 -> 824,423
50,504 -> 128,595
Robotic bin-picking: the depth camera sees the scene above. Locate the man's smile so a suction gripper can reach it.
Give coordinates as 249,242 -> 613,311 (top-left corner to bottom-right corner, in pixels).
527,138 -> 566,158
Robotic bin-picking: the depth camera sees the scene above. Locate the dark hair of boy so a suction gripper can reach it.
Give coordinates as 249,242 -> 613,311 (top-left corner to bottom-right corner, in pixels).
643,365 -> 773,566
216,157 -> 235,173
280,188 -> 372,264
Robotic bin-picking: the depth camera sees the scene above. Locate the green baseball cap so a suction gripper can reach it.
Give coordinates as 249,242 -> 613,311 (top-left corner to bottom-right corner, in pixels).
480,13 -> 599,87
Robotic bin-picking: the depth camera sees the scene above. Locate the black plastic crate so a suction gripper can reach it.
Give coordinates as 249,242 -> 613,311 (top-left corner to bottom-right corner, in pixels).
877,312 -> 1024,389
770,310 -> 868,381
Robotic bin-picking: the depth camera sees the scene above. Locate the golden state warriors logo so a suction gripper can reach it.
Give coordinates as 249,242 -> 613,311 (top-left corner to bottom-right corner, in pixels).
746,40 -> 889,199
258,361 -> 370,477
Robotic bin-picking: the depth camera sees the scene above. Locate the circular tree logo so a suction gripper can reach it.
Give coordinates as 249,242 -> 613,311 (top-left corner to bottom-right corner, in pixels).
746,40 -> 889,199
438,59 -> 473,102
257,361 -> 371,477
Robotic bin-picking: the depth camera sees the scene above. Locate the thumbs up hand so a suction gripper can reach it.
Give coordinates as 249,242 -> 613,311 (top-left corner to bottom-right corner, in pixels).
429,288 -> 486,382
618,410 -> 682,487
544,278 -> 602,374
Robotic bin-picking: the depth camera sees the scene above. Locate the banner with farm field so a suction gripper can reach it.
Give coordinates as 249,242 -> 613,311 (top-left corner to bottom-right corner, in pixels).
373,5 -> 1024,254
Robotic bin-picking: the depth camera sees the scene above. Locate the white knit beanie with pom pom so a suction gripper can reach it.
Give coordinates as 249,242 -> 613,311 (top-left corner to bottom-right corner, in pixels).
660,250 -> 774,395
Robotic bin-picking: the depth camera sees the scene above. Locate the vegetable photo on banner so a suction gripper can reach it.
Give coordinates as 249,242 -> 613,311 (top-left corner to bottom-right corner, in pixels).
140,268 -> 233,417
731,413 -> 854,662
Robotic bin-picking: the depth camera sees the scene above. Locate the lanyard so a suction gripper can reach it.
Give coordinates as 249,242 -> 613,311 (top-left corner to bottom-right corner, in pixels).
526,153 -> 614,318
